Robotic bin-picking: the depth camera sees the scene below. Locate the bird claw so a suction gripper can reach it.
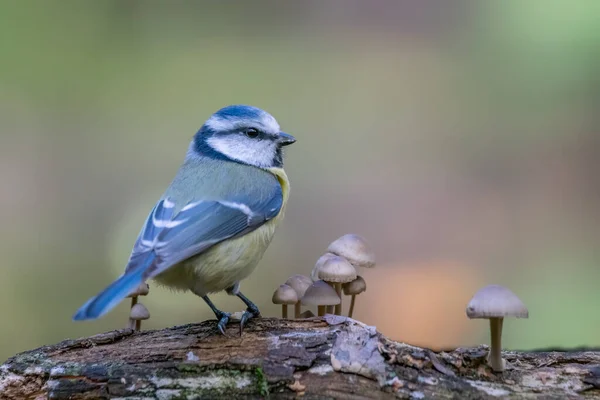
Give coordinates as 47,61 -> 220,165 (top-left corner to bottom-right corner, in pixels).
215,311 -> 231,335
201,292 -> 259,336
239,307 -> 260,336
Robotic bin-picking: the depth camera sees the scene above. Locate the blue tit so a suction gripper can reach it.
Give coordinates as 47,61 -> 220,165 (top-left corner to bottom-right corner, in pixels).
73,104 -> 296,334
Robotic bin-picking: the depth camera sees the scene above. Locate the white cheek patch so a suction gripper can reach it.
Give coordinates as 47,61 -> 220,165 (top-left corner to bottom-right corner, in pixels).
207,135 -> 277,168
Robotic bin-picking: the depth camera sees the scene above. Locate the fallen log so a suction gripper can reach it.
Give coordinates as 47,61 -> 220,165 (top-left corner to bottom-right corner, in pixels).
1,316 -> 599,399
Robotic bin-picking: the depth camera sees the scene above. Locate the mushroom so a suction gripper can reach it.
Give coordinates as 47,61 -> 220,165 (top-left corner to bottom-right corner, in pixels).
466,285 -> 529,372
129,302 -> 150,331
285,275 -> 313,318
317,256 -> 356,315
128,282 -> 150,297
298,310 -> 315,318
301,280 -> 340,316
311,253 -> 336,281
327,234 -> 375,269
342,276 -> 366,318
272,284 -> 298,318
126,282 -> 150,329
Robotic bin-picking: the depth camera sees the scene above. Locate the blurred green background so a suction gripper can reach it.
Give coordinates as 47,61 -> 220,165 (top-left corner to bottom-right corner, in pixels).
1,0 -> 599,362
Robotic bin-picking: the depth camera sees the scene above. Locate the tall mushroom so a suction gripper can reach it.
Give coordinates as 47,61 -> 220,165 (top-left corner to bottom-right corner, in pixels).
285,275 -> 313,318
342,276 -> 366,318
466,285 -> 529,372
127,282 -> 149,330
327,234 -> 376,269
129,302 -> 150,331
301,280 -> 340,316
316,256 -> 356,315
272,284 -> 298,319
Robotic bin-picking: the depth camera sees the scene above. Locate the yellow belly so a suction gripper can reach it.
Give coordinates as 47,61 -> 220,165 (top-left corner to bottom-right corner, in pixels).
153,168 -> 289,296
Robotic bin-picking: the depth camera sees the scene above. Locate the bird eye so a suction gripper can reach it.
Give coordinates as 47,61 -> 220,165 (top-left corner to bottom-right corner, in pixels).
245,128 -> 260,138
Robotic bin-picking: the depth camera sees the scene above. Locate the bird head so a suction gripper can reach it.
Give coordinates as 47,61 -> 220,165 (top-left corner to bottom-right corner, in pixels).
192,105 -> 296,168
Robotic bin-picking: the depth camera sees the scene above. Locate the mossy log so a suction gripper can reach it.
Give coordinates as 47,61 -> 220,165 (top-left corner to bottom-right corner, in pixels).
1,316 -> 600,399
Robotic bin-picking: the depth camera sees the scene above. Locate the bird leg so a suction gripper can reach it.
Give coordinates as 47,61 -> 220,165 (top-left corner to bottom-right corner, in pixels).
201,295 -> 230,335
234,291 -> 261,336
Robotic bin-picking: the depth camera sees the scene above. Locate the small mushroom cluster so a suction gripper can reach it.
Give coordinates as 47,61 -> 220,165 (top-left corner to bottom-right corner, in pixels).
127,282 -> 150,331
272,275 -> 312,318
466,284 -> 529,372
272,234 -> 374,319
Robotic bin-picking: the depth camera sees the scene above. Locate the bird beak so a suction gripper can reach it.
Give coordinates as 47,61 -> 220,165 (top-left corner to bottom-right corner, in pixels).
278,132 -> 296,146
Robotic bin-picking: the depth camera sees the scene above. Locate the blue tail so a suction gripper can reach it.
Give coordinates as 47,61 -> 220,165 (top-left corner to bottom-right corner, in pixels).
73,254 -> 155,321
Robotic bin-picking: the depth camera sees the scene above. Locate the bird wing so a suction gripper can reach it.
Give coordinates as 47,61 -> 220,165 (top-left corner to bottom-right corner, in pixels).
128,192 -> 282,280
73,182 -> 282,320
126,190 -> 283,279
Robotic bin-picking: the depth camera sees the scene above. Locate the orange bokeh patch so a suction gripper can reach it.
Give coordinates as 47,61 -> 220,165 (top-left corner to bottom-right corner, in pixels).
352,261 -> 485,349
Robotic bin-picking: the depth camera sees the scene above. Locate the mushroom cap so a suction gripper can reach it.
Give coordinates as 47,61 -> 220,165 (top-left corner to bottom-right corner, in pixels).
130,303 -> 150,320
327,234 -> 375,269
272,284 -> 298,305
466,285 -> 529,319
127,282 -> 149,297
311,253 -> 337,281
299,310 -> 315,318
317,255 -> 357,283
285,275 -> 312,299
342,276 -> 367,295
301,280 -> 341,306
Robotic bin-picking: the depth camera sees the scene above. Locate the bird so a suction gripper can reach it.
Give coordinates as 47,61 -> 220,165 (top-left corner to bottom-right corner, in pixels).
73,104 -> 296,335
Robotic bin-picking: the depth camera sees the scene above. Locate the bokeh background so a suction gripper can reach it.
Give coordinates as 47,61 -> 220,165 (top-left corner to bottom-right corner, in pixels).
1,0 -> 599,362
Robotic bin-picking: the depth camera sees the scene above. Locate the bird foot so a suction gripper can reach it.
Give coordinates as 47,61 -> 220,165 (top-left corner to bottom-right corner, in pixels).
215,310 -> 231,335
239,305 -> 260,336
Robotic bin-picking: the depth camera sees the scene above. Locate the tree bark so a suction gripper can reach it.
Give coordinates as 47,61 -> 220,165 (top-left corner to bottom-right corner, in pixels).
1,316 -> 599,399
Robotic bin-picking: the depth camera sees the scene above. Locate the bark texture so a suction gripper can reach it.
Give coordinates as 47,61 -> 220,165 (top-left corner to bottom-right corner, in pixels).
1,315 -> 600,399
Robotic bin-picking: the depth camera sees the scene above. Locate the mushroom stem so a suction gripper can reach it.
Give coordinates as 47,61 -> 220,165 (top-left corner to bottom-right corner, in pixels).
282,305 -> 288,319
135,320 -> 142,331
334,283 -> 342,315
322,282 -> 336,314
128,296 -> 138,330
317,305 -> 326,316
489,317 -> 504,371
348,295 -> 357,318
294,302 -> 301,318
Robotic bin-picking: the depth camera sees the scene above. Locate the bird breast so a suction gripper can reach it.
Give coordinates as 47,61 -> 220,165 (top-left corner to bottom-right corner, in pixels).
154,167 -> 290,296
